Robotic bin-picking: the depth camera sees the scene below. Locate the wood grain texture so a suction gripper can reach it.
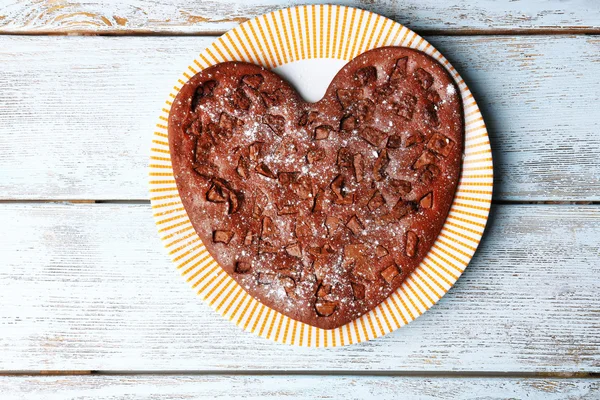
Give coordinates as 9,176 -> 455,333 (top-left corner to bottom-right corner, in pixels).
0,203 -> 598,371
1,1 -> 599,34
1,375 -> 599,400
1,35 -> 599,201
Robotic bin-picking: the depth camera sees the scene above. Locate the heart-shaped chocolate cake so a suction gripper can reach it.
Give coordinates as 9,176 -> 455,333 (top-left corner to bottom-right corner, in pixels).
168,46 -> 463,329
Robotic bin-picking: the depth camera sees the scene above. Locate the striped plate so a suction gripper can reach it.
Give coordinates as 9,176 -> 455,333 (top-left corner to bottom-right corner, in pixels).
149,5 -> 493,346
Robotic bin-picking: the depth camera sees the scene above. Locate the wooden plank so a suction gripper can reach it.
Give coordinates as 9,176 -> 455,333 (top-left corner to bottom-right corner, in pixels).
1,1 -> 599,35
0,35 -> 599,201
1,375 -> 598,399
0,203 -> 598,371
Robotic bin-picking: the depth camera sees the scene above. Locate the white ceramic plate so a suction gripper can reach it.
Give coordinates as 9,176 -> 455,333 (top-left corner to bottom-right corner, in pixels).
149,5 -> 493,346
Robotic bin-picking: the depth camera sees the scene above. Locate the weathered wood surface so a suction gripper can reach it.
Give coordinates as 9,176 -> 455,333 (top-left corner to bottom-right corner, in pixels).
1,375 -> 598,400
1,1 -> 599,35
1,35 -> 599,201
1,203 -> 598,371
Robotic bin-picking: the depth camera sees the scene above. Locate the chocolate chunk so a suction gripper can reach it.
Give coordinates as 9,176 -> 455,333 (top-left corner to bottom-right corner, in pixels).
213,230 -> 233,244
406,231 -> 419,257
255,162 -> 276,179
235,261 -> 252,274
389,57 -> 408,83
243,231 -> 254,246
252,201 -> 263,219
340,114 -> 358,131
259,242 -> 279,254
334,194 -> 354,206
208,178 -> 241,214
337,148 -> 353,167
312,188 -> 326,212
330,174 -> 346,201
374,84 -> 394,102
308,244 -> 334,257
378,200 -> 417,225
375,245 -> 389,258
298,112 -> 308,126
248,142 -> 263,162
420,164 -> 441,185
228,191 -> 242,214
317,282 -> 332,297
207,182 -> 227,203
278,204 -> 299,215
422,101 -> 440,128
306,148 -> 325,164
353,153 -> 364,183
387,135 -> 402,149
291,176 -> 313,199
264,114 -> 285,136
352,259 -> 378,281
359,126 -> 387,147
230,88 -> 251,110
368,190 -> 386,211
219,112 -> 242,136
241,85 -> 264,109
285,243 -> 302,258
391,200 -> 417,220
420,192 -> 433,209
314,125 -> 333,140
315,301 -> 337,317
381,264 -> 400,284
306,246 -> 321,257
427,90 -> 441,104
261,216 -> 277,238
390,179 -> 412,196
203,122 -> 223,143
344,243 -> 366,259
219,112 -> 244,130
261,89 -> 285,108
414,68 -> 434,89
351,282 -> 366,300
346,215 -> 364,236
281,276 -> 297,296
203,80 -> 218,95
405,131 -> 424,147
355,66 -> 377,86
427,133 -> 454,157
373,149 -> 390,181
394,94 -> 417,121
236,156 -> 249,179
186,118 -> 202,136
295,220 -> 310,238
298,110 -> 318,126
325,216 -> 342,236
355,99 -> 375,123
241,74 -> 264,89
278,172 -> 299,186
337,89 -> 362,109
413,151 -> 437,170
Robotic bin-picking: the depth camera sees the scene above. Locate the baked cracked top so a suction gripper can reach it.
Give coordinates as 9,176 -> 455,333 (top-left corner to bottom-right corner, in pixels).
168,46 -> 463,329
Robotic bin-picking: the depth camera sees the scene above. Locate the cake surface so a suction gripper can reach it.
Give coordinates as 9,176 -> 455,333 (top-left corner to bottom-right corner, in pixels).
168,47 -> 463,329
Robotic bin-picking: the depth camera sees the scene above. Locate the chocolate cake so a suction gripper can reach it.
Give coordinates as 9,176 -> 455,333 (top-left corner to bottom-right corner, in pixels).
168,46 -> 463,329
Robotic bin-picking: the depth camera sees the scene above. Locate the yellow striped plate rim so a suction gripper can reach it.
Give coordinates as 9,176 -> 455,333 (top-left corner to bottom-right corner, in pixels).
149,5 -> 493,347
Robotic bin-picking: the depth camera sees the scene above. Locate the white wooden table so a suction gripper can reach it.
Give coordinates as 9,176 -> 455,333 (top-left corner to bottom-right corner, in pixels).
1,1 -> 599,398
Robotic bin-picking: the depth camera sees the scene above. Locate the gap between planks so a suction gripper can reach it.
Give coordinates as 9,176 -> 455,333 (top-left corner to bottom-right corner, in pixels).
1,28 -> 600,37
0,371 -> 598,379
